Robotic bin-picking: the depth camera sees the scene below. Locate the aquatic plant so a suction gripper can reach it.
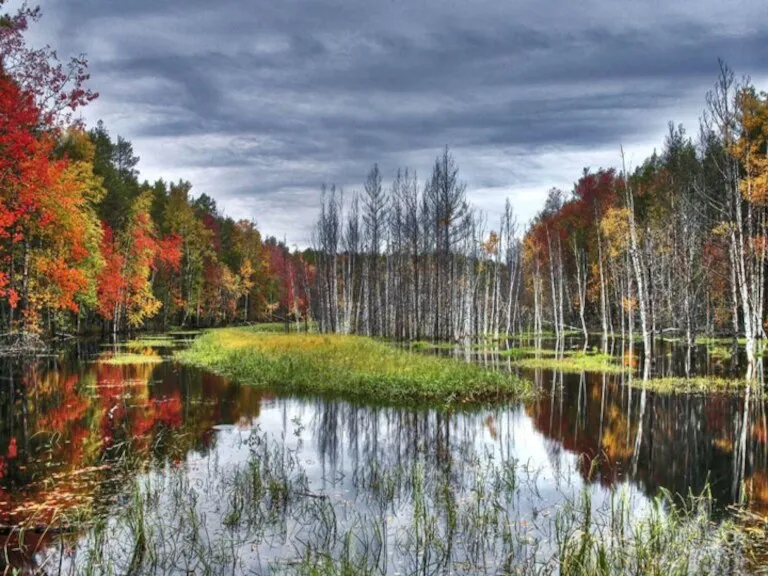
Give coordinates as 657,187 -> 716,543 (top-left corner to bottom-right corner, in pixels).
32,427 -> 760,575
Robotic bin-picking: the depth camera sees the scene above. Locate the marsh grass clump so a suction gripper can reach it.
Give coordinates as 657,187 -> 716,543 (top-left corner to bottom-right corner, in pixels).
551,485 -> 748,576
642,376 -> 747,394
513,351 -> 624,374
125,336 -> 175,350
176,327 -> 532,404
499,346 -> 563,358
707,345 -> 734,360
95,352 -> 164,365
245,322 -> 317,334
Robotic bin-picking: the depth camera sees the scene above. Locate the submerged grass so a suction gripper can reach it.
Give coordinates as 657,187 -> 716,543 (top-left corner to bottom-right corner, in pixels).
177,327 -> 532,404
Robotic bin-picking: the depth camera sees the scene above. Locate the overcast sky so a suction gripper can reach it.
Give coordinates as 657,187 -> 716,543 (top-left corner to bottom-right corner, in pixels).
17,0 -> 768,244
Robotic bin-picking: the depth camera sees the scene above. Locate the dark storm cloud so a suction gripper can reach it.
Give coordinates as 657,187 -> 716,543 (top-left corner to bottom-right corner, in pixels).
26,0 -> 768,241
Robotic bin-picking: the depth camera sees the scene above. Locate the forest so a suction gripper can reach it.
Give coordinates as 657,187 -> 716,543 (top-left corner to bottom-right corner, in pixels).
0,4 -> 312,347
310,67 -> 768,380
2,0 -> 768,384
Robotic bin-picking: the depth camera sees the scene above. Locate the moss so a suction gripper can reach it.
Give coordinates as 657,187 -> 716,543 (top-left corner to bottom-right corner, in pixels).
176,327 -> 532,405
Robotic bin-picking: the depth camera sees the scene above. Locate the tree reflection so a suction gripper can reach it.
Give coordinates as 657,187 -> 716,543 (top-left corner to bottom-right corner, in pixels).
0,351 -> 266,570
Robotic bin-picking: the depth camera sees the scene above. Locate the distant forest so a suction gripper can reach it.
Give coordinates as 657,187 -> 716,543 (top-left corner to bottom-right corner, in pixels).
1,1 -> 768,376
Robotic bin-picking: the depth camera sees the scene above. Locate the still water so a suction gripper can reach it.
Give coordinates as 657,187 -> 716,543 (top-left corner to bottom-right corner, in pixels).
0,336 -> 764,573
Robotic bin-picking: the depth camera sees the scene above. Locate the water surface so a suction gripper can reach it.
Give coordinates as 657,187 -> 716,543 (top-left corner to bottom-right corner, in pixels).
0,336 -> 763,572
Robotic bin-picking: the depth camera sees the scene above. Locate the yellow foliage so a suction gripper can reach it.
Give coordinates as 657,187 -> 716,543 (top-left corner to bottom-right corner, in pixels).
733,88 -> 768,204
599,207 -> 631,258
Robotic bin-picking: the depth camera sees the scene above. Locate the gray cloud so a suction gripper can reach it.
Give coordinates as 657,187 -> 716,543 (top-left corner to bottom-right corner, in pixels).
19,0 -> 768,242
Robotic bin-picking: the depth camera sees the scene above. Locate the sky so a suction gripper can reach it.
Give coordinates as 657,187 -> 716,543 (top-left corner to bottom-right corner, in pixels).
16,0 -> 768,245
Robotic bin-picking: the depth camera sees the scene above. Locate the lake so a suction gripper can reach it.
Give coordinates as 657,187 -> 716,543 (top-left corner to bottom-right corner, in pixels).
0,335 -> 764,573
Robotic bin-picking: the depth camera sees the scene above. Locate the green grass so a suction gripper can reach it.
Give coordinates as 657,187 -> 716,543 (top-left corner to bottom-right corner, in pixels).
640,377 -> 747,394
696,336 -> 748,346
176,327 -> 532,404
499,346 -> 564,358
95,352 -> 164,365
246,321 -> 318,333
409,340 -> 462,350
512,351 -> 625,374
707,345 -> 733,360
125,336 -> 175,349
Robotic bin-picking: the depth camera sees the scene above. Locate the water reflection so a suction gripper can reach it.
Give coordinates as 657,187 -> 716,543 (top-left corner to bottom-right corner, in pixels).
0,350 -> 266,568
0,337 -> 766,572
523,369 -> 768,511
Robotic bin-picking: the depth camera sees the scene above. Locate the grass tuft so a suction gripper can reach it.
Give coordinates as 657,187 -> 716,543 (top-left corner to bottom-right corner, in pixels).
640,377 -> 747,394
512,351 -> 624,374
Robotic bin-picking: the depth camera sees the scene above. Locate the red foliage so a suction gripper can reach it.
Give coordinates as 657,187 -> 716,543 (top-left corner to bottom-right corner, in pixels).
0,4 -> 98,126
573,169 -> 618,215
7,438 -> 17,459
156,234 -> 183,271
96,225 -> 126,320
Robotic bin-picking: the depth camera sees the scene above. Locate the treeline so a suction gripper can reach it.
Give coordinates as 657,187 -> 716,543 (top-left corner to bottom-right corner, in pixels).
311,150 -> 521,341
0,4 -> 311,341
309,64 -> 768,376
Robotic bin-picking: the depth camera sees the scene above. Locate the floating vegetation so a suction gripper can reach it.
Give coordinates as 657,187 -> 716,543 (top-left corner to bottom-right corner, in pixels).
696,336 -> 749,346
409,340 -> 464,350
177,327 -> 532,404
